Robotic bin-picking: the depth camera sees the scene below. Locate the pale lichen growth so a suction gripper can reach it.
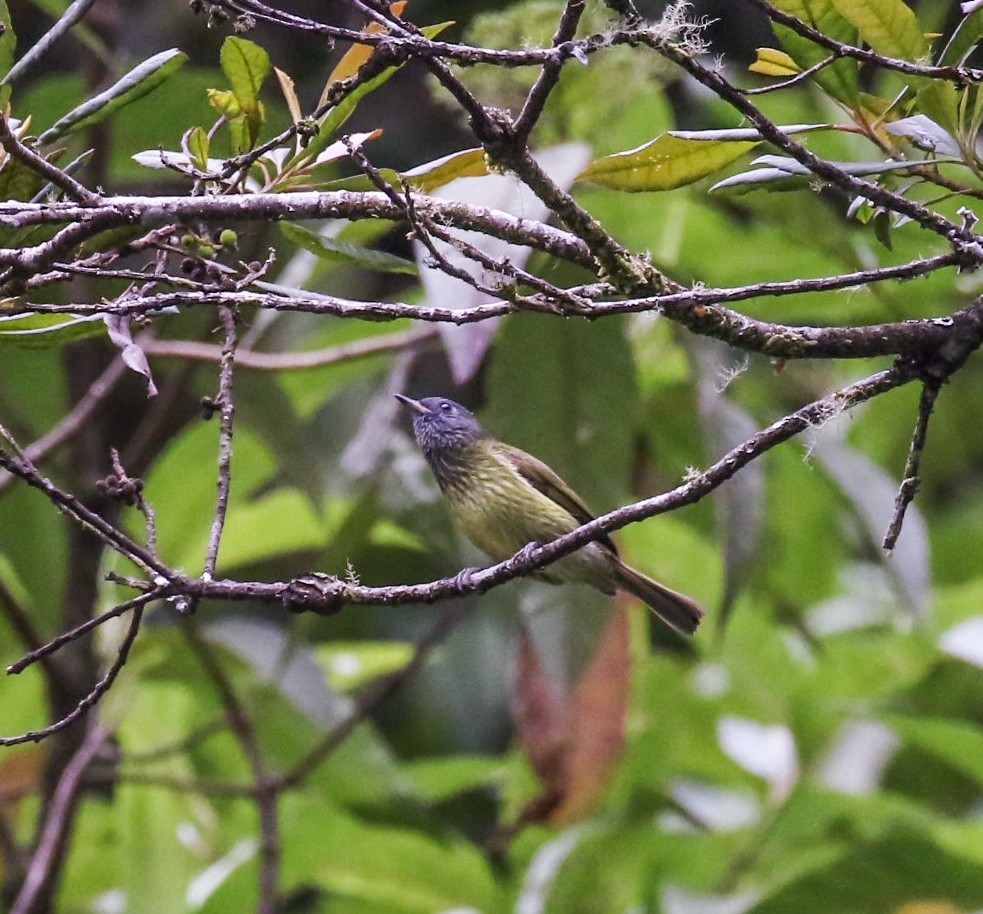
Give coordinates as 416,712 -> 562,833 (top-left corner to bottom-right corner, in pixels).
649,1 -> 712,58
714,355 -> 751,394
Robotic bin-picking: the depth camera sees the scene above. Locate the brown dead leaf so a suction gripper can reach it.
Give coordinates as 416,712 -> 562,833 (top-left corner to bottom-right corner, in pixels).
509,601 -> 631,827
551,599 -> 630,824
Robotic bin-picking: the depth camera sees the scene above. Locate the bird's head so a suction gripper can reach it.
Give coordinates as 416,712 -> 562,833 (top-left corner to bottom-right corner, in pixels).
395,395 -> 486,452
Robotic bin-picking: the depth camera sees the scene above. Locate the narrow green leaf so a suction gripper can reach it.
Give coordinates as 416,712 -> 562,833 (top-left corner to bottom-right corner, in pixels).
0,312 -> 105,347
710,153 -> 959,194
316,147 -> 488,194
219,36 -> 270,112
37,49 -> 188,145
280,222 -> 417,275
828,0 -> 928,61
0,1 -> 16,82
939,8 -> 983,66
580,126 -> 829,193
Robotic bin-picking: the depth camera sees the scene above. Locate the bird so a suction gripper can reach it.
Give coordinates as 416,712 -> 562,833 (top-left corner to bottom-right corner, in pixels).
395,394 -> 704,635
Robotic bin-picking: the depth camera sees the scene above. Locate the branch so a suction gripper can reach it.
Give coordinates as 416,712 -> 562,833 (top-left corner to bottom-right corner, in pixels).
9,725 -> 109,914
141,326 -> 439,370
157,361 -> 926,614
744,0 -> 983,85
0,604 -> 144,747
202,306 -> 238,580
184,624 -> 280,914
647,36 -> 980,252
17,264 -> 981,362
513,0 -> 588,142
882,379 -> 942,551
0,116 -> 99,207
0,357 -> 129,494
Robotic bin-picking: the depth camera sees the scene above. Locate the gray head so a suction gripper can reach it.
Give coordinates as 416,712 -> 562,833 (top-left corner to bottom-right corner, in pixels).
395,395 -> 486,454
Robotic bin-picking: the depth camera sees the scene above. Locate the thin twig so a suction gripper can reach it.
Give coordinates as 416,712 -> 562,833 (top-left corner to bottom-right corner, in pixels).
202,306 -> 238,580
184,623 -> 280,914
9,724 -> 110,914
0,116 -> 99,207
883,379 -> 943,551
513,0 -> 588,142
0,357 -> 129,494
279,602 -> 469,789
742,54 -> 839,95
6,589 -> 159,677
141,326 -> 438,370
0,606 -> 144,747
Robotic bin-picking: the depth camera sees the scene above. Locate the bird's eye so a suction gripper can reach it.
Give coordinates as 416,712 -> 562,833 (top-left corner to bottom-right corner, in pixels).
440,402 -> 451,411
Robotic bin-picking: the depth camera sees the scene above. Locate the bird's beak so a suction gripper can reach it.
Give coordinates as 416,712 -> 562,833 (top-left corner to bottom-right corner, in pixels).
394,394 -> 431,415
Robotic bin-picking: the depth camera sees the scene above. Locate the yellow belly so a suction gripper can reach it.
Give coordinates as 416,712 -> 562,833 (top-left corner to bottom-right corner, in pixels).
441,456 -> 613,587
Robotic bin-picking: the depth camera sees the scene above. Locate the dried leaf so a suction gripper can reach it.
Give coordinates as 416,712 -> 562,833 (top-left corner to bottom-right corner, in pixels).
551,601 -> 630,824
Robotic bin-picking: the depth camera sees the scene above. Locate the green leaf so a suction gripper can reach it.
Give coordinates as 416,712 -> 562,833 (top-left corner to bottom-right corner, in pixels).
315,147 -> 488,194
770,0 -> 860,105
580,133 -> 759,192
314,641 -> 415,692
580,126 -> 829,192
885,714 -> 983,787
177,487 -> 328,573
0,312 -> 106,347
281,796 -> 495,913
828,0 -> 928,61
404,755 -> 504,803
400,146 -> 488,191
280,223 -> 418,275
142,422 -> 277,567
939,8 -> 983,66
747,834 -> 983,914
219,36 -> 270,112
0,1 -> 16,82
37,49 -> 188,145
183,125 -> 210,171
749,46 -> 801,77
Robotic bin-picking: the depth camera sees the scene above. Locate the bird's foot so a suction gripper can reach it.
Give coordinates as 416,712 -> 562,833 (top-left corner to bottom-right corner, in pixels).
515,541 -> 542,565
453,566 -> 481,593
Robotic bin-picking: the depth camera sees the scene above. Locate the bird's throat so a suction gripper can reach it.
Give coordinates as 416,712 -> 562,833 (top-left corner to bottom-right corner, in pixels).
422,440 -> 482,496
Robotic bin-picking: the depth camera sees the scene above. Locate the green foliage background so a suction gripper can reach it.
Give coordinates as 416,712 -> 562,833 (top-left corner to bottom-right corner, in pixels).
3,1 -> 983,912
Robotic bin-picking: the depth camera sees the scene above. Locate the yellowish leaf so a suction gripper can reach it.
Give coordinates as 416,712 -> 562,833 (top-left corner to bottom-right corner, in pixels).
749,47 -> 801,77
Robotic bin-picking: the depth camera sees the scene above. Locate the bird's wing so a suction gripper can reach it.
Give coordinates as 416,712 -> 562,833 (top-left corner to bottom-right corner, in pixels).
492,442 -> 618,555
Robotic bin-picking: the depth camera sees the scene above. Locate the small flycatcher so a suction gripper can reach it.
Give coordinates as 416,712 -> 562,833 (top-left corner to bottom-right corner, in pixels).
396,395 -> 703,635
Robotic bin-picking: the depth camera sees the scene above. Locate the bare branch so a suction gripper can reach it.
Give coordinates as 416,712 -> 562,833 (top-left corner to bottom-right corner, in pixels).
0,605 -> 144,747
202,306 -> 239,580
9,725 -> 110,914
883,379 -> 943,551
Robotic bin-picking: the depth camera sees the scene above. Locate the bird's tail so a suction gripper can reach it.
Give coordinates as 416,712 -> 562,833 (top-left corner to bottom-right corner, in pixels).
613,560 -> 704,635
